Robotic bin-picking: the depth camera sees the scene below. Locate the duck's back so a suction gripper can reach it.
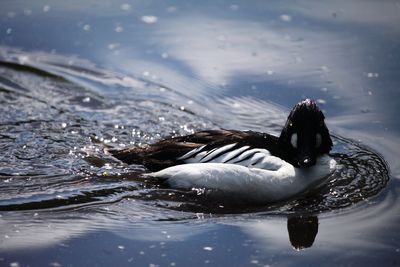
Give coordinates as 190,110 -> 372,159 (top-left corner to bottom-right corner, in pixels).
110,129 -> 279,171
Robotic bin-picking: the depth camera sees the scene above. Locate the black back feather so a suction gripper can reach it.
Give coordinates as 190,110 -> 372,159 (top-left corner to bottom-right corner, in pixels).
110,130 -> 278,171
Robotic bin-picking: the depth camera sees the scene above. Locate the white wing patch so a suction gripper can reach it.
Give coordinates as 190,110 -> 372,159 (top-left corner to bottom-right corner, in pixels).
177,145 -> 207,160
217,145 -> 250,163
200,143 -> 239,162
178,143 -> 281,171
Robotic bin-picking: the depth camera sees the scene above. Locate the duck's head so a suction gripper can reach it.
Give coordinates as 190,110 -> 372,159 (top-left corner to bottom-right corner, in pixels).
278,99 -> 333,168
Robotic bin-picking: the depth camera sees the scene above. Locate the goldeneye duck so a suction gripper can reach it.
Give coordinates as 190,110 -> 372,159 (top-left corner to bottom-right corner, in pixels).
110,99 -> 336,203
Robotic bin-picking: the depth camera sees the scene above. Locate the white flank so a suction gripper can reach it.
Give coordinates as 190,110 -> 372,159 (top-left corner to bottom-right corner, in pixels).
146,155 -> 336,203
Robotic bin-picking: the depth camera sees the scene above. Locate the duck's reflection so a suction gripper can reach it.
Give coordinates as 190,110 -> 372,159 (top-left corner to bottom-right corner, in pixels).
287,215 -> 319,250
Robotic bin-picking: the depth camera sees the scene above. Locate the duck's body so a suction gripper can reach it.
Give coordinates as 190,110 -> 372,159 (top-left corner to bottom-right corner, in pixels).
111,129 -> 281,171
148,156 -> 336,203
110,99 -> 335,203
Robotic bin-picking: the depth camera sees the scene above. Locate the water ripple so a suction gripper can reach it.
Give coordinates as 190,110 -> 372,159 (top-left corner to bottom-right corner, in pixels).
0,48 -> 390,216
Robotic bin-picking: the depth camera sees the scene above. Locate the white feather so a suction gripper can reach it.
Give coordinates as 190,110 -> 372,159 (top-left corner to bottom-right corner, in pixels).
227,148 -> 270,163
177,145 -> 206,160
146,155 -> 336,203
200,143 -> 240,163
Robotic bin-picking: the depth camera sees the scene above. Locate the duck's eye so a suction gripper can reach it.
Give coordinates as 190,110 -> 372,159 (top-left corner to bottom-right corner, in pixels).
288,120 -> 293,127
290,133 -> 298,149
319,121 -> 324,127
316,133 -> 322,148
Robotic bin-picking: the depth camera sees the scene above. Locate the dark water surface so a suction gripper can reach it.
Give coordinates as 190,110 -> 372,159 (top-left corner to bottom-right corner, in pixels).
1,1 -> 400,266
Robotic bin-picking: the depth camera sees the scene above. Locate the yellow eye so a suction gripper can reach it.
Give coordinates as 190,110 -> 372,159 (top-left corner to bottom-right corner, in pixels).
320,121 -> 324,127
289,120 -> 293,127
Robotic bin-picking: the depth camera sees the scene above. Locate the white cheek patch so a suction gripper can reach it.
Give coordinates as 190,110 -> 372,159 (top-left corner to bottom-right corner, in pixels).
290,133 -> 298,149
316,133 -> 322,148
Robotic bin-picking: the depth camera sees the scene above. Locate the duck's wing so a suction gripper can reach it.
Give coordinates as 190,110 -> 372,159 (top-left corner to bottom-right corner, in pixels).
109,129 -> 278,171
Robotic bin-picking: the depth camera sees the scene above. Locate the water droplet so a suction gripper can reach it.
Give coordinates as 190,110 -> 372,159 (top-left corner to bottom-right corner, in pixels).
367,72 -> 379,78
6,28 -> 12,34
161,52 -> 169,59
317,99 -> 326,104
141,15 -> 158,24
203,246 -> 213,251
61,123 -> 67,128
266,70 -> 274,75
17,55 -> 29,65
280,14 -> 292,22
108,43 -> 119,50
82,97 -> 91,102
83,24 -> 91,31
43,5 -> 51,12
120,4 -> 131,11
118,245 -> 125,250
196,213 -> 204,219
115,25 -> 124,33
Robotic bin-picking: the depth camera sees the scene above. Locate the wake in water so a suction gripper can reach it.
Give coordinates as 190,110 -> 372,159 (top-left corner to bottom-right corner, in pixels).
0,47 -> 389,215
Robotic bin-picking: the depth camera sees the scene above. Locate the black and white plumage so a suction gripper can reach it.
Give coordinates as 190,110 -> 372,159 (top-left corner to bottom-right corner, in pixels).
110,99 -> 336,203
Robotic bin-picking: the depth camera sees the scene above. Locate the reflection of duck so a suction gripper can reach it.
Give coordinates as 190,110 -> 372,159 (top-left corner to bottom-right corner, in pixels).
111,100 -> 336,203
287,216 -> 319,250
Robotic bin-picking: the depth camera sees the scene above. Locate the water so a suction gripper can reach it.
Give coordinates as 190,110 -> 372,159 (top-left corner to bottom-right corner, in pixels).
1,1 -> 400,266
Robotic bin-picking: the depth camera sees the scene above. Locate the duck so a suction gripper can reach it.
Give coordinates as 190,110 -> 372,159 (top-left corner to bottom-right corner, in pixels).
110,99 -> 336,203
